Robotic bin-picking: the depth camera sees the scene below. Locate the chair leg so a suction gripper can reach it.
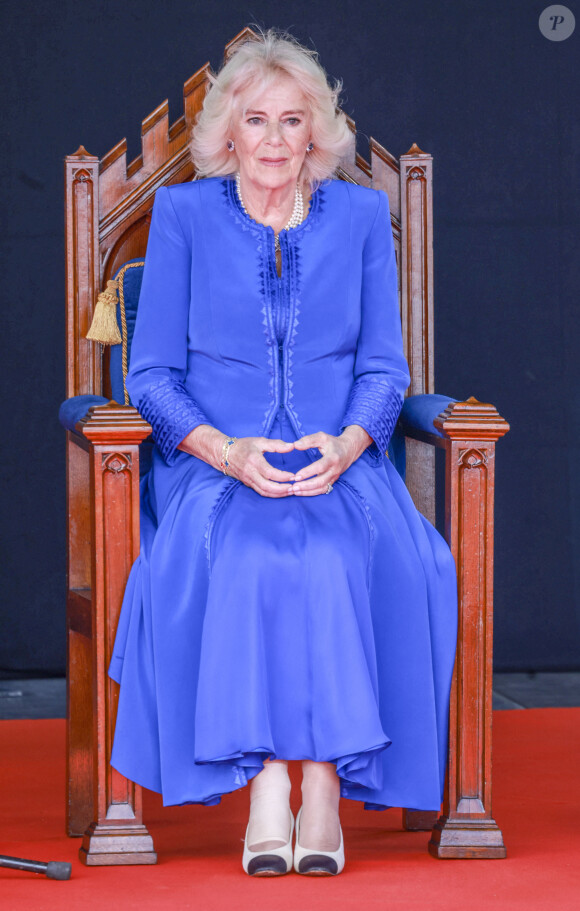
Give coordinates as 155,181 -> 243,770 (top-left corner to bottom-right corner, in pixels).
428,406 -> 509,858
402,810 -> 439,831
66,436 -> 94,837
75,413 -> 156,865
66,616 -> 93,836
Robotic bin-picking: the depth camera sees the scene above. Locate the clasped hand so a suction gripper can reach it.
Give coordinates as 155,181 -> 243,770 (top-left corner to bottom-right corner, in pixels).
224,429 -> 370,498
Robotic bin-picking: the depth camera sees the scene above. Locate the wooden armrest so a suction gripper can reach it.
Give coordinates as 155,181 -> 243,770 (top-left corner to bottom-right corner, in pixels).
76,400 -> 151,445
403,396 -> 509,447
433,396 -> 510,444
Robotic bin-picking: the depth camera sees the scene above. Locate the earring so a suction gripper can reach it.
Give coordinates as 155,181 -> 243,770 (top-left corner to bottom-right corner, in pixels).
227,139 -> 235,152
306,142 -> 314,152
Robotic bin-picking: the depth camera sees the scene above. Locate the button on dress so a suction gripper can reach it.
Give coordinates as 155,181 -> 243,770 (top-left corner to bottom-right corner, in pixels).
108,175 -> 458,812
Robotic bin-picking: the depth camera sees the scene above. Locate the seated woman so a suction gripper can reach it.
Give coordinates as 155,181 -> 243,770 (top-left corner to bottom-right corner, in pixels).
107,27 -> 458,878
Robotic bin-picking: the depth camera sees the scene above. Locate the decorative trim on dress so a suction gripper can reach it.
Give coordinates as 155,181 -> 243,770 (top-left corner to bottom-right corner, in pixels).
336,477 -> 376,589
204,477 -> 242,571
136,376 -> 210,466
220,176 -> 327,448
259,229 -> 280,433
340,375 -> 404,461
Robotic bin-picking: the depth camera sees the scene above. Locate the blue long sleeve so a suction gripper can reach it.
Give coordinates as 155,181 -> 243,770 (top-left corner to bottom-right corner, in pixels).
126,187 -> 211,465
339,188 -> 410,461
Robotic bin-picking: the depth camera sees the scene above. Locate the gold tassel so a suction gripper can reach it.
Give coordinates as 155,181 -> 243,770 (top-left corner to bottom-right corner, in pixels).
86,280 -> 122,345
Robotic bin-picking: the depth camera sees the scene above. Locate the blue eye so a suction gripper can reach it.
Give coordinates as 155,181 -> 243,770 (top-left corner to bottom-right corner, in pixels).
245,116 -> 302,126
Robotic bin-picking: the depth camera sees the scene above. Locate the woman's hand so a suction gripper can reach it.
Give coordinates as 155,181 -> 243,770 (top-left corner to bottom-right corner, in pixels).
179,425 -> 296,497
291,425 -> 373,496
179,423 -> 374,498
224,436 -> 297,498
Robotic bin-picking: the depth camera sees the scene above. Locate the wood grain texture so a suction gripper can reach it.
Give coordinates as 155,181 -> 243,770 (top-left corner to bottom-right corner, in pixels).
65,149 -> 101,398
419,398 -> 510,856
66,407 -> 154,863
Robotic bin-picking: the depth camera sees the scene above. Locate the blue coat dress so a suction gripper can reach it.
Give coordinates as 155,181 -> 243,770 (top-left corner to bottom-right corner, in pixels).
108,174 -> 458,812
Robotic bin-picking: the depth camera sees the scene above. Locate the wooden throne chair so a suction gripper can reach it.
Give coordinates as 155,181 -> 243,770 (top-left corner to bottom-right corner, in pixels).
60,27 -> 509,865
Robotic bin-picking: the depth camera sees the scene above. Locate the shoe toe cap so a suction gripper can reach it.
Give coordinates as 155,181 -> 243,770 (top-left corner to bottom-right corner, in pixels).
247,854 -> 290,876
297,853 -> 340,875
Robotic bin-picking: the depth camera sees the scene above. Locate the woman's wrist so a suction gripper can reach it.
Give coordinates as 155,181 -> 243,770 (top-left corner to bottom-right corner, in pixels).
339,424 -> 374,463
178,423 -> 229,471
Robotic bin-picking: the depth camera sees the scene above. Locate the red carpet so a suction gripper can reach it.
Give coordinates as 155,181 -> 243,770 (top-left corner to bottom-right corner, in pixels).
1,709 -> 579,909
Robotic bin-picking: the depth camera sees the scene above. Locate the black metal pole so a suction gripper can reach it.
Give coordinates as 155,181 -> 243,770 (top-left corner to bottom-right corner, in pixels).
0,854 -> 71,880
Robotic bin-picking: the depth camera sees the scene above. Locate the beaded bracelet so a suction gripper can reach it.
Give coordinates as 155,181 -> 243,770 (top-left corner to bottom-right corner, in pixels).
219,436 -> 237,476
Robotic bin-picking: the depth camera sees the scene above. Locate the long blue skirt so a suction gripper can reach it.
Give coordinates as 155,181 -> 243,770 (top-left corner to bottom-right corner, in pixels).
109,410 -> 458,811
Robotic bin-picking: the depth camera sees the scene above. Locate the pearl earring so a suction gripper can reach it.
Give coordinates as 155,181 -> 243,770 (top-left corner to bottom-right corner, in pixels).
227,139 -> 235,152
306,142 -> 314,152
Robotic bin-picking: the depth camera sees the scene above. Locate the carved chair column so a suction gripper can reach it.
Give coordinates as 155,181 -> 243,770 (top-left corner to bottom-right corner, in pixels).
428,397 -> 510,858
399,143 -> 435,526
400,144 -> 436,832
76,402 -> 156,865
65,147 -> 102,398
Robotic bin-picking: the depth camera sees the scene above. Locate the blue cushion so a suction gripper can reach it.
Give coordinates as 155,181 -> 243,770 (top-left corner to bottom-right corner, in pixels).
58,394 -> 153,478
109,259 -> 145,405
58,395 -> 109,432
388,394 -> 458,482
399,393 -> 458,438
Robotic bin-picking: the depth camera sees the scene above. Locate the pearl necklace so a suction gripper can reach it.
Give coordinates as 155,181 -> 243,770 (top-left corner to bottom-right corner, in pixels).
235,172 -> 304,252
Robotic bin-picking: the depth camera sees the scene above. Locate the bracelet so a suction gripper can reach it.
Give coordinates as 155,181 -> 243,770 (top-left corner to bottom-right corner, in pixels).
219,436 -> 237,476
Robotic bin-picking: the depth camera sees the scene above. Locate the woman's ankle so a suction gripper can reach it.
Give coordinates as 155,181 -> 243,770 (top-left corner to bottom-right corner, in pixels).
300,760 -> 340,798
247,759 -> 292,852
298,761 -> 341,851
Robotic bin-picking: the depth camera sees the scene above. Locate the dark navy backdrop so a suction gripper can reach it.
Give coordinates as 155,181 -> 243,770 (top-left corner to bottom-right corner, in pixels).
0,0 -> 578,675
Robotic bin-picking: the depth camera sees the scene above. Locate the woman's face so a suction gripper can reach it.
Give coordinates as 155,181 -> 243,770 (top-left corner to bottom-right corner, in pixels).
231,73 -> 311,192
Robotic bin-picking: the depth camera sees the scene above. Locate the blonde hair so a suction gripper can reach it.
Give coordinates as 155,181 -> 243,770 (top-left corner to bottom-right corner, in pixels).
189,26 -> 354,190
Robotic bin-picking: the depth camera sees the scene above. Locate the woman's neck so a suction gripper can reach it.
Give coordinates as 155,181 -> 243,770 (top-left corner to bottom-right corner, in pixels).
237,173 -> 310,234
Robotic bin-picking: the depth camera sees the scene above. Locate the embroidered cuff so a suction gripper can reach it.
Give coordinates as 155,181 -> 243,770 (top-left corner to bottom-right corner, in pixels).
136,376 -> 210,466
339,375 -> 404,462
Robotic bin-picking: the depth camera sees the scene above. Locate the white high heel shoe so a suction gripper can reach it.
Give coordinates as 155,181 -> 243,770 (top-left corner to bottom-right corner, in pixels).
242,806 -> 294,876
293,805 -> 345,875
